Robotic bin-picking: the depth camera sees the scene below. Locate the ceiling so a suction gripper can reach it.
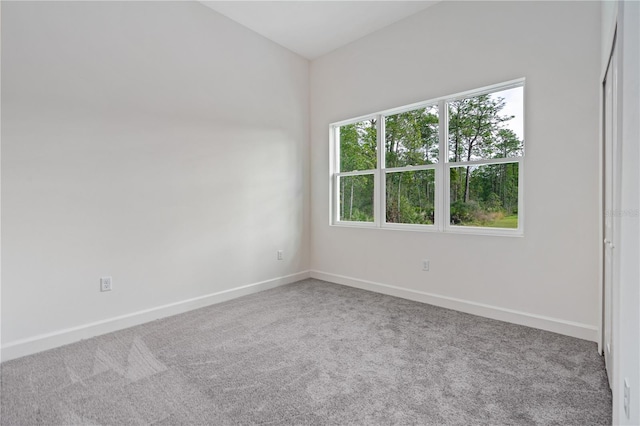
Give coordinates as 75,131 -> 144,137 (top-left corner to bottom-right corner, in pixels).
200,1 -> 439,60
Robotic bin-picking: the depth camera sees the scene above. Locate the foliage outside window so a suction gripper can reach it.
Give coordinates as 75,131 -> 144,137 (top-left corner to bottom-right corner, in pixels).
331,80 -> 524,235
337,119 -> 377,222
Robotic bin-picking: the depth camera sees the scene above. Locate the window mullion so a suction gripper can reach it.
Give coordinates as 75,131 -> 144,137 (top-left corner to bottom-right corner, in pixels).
377,114 -> 385,227
438,99 -> 448,231
518,156 -> 524,234
336,170 -> 376,177
332,125 -> 339,225
384,165 -> 438,173
448,157 -> 521,167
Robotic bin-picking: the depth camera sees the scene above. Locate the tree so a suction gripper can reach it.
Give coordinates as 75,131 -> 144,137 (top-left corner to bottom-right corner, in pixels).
449,95 -> 513,203
448,94 -> 522,226
385,107 -> 439,168
339,120 -> 377,221
337,93 -> 522,227
384,107 -> 438,224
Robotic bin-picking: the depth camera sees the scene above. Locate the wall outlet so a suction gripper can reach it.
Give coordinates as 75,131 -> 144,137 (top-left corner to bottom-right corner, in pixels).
277,250 -> 284,261
624,378 -> 630,419
100,276 -> 112,292
422,259 -> 430,271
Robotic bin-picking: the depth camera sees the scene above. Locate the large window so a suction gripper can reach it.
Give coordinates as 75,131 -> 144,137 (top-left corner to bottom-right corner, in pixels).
330,80 -> 524,235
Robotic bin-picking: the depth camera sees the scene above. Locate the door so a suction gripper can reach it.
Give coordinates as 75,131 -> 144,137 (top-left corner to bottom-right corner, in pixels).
602,35 -> 618,389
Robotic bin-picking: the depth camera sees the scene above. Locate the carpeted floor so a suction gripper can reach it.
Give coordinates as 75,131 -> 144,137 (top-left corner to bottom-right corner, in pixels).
1,279 -> 611,425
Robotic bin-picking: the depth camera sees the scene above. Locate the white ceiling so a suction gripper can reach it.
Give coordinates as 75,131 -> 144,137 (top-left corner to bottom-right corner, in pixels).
201,1 -> 439,60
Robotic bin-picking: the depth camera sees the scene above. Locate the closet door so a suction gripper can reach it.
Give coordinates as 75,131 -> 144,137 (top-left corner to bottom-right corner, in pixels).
602,36 -> 618,389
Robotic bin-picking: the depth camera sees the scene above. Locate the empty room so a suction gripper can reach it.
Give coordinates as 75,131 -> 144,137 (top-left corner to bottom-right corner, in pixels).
1,0 -> 639,425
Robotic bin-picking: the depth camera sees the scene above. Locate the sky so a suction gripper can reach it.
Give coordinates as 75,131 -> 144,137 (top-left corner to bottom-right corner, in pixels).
491,86 -> 524,141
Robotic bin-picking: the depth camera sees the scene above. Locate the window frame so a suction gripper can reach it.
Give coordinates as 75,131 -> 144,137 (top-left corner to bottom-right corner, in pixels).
330,78 -> 525,236
331,118 -> 380,227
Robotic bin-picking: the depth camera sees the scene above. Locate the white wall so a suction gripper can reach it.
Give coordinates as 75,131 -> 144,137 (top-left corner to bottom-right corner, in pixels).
1,1 -> 310,359
310,1 -> 601,340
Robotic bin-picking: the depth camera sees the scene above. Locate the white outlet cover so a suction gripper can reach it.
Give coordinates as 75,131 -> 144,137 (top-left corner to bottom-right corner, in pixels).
422,260 -> 430,271
100,276 -> 112,292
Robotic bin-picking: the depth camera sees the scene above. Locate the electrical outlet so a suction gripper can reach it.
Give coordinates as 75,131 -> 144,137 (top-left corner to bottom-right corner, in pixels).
277,250 -> 284,261
100,276 -> 112,292
624,378 -> 630,419
422,259 -> 430,271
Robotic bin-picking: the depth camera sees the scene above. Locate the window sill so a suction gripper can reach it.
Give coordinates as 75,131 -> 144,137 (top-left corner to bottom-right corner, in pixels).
330,222 -> 523,237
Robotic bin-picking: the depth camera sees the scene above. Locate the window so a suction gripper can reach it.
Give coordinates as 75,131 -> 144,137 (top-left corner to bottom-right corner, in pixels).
331,79 -> 524,235
385,106 -> 439,226
336,119 -> 377,223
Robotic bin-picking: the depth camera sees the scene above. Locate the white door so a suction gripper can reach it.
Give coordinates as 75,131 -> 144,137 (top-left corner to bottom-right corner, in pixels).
603,37 -> 618,389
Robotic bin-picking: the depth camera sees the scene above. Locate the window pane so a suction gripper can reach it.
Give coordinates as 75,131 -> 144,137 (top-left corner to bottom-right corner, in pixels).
339,119 -> 377,172
450,163 -> 519,228
385,105 -> 439,168
386,170 -> 435,225
448,86 -> 524,162
338,174 -> 374,222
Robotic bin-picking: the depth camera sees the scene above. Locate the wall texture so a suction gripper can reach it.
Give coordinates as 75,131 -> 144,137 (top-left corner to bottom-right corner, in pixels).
1,1 -> 310,359
310,1 -> 601,340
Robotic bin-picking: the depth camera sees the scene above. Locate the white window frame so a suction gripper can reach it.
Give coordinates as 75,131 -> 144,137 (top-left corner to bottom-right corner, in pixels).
330,78 -> 525,236
330,117 -> 381,227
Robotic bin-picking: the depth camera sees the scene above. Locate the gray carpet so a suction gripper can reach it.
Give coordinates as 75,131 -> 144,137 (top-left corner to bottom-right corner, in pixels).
1,279 -> 611,425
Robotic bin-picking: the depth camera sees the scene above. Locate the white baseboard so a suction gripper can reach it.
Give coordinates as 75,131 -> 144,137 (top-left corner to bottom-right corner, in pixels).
1,271 -> 310,362
310,270 -> 599,343
3,269 -> 598,362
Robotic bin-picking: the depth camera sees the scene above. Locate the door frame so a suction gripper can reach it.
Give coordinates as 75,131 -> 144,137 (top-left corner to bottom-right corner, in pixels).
599,18 -> 619,357
602,32 -> 619,390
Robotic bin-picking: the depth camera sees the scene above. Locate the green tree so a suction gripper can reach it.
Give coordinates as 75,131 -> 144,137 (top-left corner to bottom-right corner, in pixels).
339,120 -> 377,221
340,120 -> 377,172
385,107 -> 439,168
449,95 -> 513,203
384,107 -> 438,223
448,94 -> 522,227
